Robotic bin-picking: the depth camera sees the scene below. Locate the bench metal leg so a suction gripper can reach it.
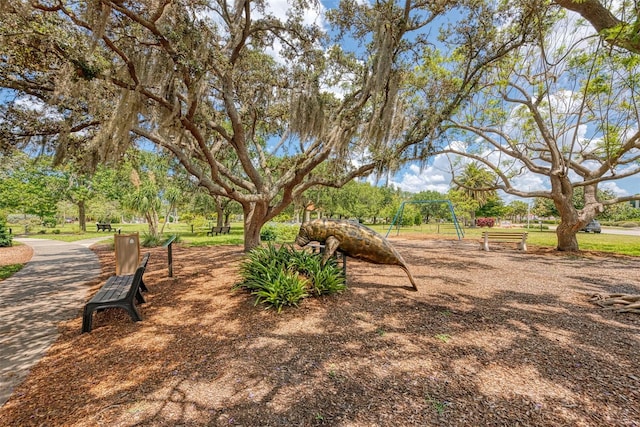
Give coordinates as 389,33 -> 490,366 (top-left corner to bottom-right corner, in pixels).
82,306 -> 94,333
135,289 -> 146,304
82,302 -> 143,333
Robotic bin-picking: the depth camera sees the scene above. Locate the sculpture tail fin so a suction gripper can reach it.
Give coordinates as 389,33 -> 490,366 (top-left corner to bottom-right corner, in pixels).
399,264 -> 418,291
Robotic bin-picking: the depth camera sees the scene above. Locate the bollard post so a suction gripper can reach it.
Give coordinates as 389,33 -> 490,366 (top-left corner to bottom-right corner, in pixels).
162,235 -> 177,277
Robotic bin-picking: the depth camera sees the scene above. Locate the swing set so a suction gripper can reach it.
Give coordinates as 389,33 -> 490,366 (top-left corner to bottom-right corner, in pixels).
385,200 -> 464,240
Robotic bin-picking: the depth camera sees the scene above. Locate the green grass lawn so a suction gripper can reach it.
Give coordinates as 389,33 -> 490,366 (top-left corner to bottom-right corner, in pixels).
9,221 -> 245,246
9,221 -> 640,256
372,223 -> 640,257
0,264 -> 23,280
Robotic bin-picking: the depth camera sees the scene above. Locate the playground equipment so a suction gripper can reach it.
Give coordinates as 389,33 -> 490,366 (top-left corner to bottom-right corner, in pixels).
386,200 -> 464,240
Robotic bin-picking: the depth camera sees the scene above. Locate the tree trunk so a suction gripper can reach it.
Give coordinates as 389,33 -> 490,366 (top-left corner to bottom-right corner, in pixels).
555,221 -> 579,251
553,183 -> 580,251
145,210 -> 159,237
243,201 -> 269,251
78,200 -> 86,232
215,202 -> 224,227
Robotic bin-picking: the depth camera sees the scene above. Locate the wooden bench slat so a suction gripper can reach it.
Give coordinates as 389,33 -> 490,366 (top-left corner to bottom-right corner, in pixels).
481,231 -> 528,251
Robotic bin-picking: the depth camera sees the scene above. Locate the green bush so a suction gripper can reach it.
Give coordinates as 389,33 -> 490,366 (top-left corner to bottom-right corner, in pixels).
141,233 -> 181,247
260,223 -> 300,243
260,225 -> 278,241
42,217 -> 57,227
0,213 -> 12,247
236,244 -> 346,312
141,232 -> 163,247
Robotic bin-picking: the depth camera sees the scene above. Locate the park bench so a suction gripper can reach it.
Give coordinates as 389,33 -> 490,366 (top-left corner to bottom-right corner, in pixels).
206,225 -> 231,236
480,231 -> 528,251
96,223 -> 113,232
206,226 -> 222,236
82,253 -> 150,333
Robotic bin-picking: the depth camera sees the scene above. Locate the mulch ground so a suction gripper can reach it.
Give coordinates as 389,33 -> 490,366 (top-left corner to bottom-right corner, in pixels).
0,236 -> 639,426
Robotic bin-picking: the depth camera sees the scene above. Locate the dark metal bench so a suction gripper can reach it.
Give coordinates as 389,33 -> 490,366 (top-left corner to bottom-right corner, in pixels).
82,253 -> 150,333
206,226 -> 222,236
96,223 -> 113,232
481,231 -> 528,251
206,226 -> 230,236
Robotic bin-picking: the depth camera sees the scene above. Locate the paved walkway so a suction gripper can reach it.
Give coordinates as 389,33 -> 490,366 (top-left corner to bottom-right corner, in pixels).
0,237 -> 107,407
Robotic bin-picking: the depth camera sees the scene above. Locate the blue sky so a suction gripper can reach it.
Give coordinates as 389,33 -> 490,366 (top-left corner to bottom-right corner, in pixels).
4,1 -> 638,202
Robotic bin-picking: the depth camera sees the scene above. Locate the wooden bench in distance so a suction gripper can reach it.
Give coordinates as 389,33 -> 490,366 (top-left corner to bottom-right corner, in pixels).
481,231 -> 528,251
82,253 -> 150,333
96,223 -> 113,232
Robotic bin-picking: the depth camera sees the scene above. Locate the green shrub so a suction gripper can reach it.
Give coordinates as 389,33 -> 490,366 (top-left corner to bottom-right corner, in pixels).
252,269 -> 310,312
0,213 -> 12,247
236,244 -> 346,312
141,232 -> 163,247
260,223 -> 300,243
260,225 -> 278,241
53,229 -> 61,234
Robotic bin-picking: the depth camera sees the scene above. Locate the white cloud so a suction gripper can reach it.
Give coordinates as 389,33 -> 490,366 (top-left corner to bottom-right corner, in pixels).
600,181 -> 628,196
14,95 -> 64,120
389,155 -> 453,193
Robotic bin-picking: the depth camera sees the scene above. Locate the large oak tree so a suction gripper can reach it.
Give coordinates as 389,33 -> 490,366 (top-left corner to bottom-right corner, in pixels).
2,0 -> 541,250
435,15 -> 640,251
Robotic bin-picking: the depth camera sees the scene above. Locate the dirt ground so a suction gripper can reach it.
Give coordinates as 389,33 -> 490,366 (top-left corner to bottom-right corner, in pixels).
0,236 -> 639,426
0,244 -> 33,266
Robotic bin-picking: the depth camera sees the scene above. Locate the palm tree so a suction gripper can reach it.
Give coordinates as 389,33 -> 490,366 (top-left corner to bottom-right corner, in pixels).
452,163 -> 497,226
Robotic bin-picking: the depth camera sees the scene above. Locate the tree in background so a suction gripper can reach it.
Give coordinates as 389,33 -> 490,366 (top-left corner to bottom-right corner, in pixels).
505,200 -> 529,223
61,168 -> 95,231
436,12 -> 640,250
0,153 -> 65,225
450,163 -> 498,226
555,0 -> 640,54
1,1 -> 543,250
410,190 -> 450,223
475,195 -> 507,219
0,212 -> 12,247
120,150 -> 187,237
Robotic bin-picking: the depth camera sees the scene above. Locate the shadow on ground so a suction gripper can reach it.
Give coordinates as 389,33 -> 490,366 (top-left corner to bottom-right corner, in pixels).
0,240 -> 638,426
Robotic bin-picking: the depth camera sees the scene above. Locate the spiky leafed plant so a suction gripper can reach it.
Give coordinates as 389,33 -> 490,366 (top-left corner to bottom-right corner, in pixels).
236,244 -> 346,312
